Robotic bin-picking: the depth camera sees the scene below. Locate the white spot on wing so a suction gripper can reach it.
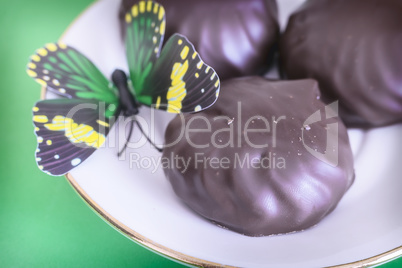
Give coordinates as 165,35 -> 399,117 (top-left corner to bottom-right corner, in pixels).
71,158 -> 81,166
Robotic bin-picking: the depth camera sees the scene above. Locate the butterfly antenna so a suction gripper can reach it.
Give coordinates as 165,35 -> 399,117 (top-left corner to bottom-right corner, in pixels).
135,120 -> 163,153
118,118 -> 135,157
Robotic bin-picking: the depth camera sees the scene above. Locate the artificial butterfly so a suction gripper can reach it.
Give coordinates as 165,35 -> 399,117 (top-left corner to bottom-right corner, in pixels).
26,0 -> 220,176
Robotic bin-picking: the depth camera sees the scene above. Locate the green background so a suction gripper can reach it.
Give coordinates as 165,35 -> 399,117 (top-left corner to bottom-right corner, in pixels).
0,0 -> 400,267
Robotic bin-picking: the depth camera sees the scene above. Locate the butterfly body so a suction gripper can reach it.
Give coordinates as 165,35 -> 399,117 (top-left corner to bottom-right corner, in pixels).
112,69 -> 139,117
27,0 -> 220,176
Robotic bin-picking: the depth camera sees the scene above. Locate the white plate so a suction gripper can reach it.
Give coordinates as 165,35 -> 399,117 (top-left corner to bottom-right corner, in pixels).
55,0 -> 402,267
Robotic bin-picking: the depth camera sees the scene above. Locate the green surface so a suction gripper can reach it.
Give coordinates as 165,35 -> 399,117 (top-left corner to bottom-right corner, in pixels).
0,0 -> 400,267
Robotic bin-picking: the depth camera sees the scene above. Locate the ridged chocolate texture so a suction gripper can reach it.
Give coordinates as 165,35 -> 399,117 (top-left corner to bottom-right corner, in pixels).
163,77 -> 355,236
280,0 -> 402,128
119,0 -> 279,80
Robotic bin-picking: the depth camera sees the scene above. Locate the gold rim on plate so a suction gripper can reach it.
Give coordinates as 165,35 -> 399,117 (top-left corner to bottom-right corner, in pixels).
66,173 -> 402,268
38,0 -> 402,266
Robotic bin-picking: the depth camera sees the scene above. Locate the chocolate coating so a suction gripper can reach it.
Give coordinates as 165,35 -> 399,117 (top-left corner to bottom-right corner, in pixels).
163,77 -> 355,236
280,0 -> 402,128
120,0 -> 279,80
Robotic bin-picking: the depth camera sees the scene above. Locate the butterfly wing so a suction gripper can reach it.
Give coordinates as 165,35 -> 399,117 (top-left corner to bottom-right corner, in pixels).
26,42 -> 118,105
27,43 -> 120,175
124,1 -> 165,102
124,1 -> 220,113
143,34 -> 220,113
33,99 -> 115,176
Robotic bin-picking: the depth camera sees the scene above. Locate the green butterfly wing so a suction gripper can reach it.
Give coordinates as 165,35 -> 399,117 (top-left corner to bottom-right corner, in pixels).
125,1 -> 165,103
143,34 -> 220,113
27,43 -> 119,175
27,43 -> 119,107
124,1 -> 220,113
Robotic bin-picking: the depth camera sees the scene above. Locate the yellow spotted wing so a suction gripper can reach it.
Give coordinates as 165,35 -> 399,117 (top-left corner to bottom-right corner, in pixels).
27,43 -> 118,104
32,99 -> 114,176
27,44 -> 119,175
125,1 -> 220,113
